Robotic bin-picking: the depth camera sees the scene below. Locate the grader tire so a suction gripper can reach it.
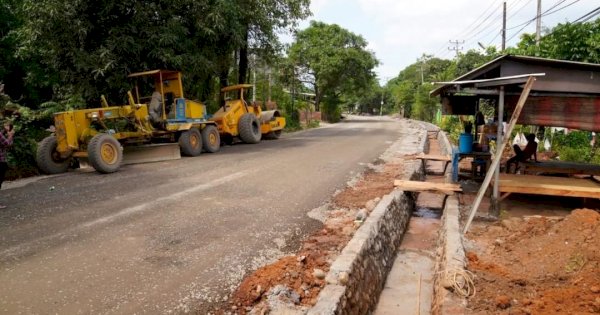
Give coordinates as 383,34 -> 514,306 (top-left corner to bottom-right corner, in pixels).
179,128 -> 203,156
201,125 -> 220,153
36,136 -> 71,174
88,133 -> 123,173
238,113 -> 261,144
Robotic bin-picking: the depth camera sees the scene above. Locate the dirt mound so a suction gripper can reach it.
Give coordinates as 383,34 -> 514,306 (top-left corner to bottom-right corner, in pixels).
466,209 -> 600,314
333,163 -> 403,209
229,213 -> 355,313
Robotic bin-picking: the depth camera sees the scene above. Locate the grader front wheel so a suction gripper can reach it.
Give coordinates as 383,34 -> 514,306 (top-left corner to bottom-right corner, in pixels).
88,133 -> 123,173
36,136 -> 71,174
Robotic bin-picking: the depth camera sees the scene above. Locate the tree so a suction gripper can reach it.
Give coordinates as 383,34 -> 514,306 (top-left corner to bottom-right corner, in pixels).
14,0 -> 310,107
454,48 -> 498,77
288,21 -> 379,121
508,19 -> 600,63
236,0 -> 310,85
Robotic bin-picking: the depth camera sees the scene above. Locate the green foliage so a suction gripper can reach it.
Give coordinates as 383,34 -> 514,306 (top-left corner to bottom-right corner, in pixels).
508,19 -> 600,63
551,131 -> 597,163
306,120 -> 320,128
0,91 -> 52,179
386,51 -> 497,122
411,83 -> 438,122
439,115 -> 462,144
455,49 -> 499,76
288,21 -> 379,121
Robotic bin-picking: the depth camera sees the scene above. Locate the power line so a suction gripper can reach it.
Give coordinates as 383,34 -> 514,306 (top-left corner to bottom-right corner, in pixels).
457,0 -> 504,39
573,6 -> 600,23
506,0 -> 582,42
464,9 -> 502,42
506,0 -> 568,31
432,0 -> 503,56
465,0 -> 530,52
461,0 -> 504,39
507,0 -> 534,21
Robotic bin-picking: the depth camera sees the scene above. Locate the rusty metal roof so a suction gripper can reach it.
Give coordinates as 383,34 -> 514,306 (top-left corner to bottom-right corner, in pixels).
431,55 -> 600,96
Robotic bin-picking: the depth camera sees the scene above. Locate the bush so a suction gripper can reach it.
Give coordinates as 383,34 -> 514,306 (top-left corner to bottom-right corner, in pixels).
283,111 -> 301,132
0,91 -> 72,180
552,130 -> 597,164
439,115 -> 462,144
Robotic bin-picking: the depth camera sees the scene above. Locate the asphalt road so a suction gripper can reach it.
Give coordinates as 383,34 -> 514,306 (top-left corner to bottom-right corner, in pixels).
0,116 -> 405,314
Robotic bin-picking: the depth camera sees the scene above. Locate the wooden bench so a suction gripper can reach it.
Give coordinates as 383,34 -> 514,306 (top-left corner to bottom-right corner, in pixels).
493,174 -> 600,201
415,154 -> 452,174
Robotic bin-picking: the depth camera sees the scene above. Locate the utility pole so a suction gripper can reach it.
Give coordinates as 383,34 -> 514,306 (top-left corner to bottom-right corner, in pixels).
535,0 -> 542,46
502,1 -> 507,51
252,55 -> 256,102
448,40 -> 464,58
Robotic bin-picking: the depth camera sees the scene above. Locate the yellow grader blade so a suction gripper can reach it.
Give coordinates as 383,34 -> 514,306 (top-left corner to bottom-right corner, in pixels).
122,143 -> 181,165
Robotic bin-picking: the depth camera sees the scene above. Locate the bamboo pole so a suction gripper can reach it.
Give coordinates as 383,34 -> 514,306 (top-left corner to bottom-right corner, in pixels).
463,76 -> 537,234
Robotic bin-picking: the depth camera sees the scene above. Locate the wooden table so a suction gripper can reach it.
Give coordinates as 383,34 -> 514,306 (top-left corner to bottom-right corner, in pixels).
493,174 -> 600,200
452,151 -> 492,181
521,160 -> 600,176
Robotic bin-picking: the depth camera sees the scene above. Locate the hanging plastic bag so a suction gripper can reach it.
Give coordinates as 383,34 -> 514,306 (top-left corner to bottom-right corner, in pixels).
543,138 -> 551,151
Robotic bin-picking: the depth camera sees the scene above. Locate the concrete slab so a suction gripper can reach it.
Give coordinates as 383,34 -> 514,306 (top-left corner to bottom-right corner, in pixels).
373,250 -> 434,315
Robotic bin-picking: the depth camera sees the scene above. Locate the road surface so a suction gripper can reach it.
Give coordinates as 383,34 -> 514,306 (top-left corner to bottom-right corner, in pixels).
0,116 -> 405,314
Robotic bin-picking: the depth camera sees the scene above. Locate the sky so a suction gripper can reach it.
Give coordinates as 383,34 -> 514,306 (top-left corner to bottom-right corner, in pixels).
284,0 -> 599,84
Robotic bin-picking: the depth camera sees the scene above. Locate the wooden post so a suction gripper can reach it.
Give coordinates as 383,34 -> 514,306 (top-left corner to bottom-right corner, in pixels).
463,76 -> 537,234
491,86 -> 505,216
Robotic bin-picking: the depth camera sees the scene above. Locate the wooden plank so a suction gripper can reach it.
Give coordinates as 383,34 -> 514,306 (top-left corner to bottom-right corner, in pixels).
415,154 -> 452,162
463,76 -> 537,234
394,180 -> 462,195
492,174 -> 600,198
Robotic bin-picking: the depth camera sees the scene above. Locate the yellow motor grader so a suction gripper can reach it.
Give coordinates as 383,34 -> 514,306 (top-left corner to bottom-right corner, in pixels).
36,70 -> 220,174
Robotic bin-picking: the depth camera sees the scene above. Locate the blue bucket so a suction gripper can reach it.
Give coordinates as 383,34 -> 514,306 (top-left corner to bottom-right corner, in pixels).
459,133 -> 473,153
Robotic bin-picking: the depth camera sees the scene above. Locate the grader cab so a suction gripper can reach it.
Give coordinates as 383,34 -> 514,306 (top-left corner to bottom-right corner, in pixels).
36,70 -> 220,174
210,84 -> 285,144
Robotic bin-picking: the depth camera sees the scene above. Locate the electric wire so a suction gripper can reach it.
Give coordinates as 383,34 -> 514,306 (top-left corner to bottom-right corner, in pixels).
475,0 -> 533,50
506,0 -> 582,42
573,6 -> 600,23
432,0 -> 503,56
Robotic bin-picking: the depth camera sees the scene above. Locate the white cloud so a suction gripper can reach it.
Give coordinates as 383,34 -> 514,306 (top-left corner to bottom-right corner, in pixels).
292,0 -> 598,84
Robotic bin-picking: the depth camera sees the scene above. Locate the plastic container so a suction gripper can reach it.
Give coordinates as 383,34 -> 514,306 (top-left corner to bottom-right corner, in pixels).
459,133 -> 473,153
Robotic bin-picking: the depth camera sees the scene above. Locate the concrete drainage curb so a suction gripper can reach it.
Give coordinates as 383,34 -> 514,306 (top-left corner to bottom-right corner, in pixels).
431,127 -> 468,315
431,196 -> 468,315
308,191 -> 414,314
306,122 -> 429,315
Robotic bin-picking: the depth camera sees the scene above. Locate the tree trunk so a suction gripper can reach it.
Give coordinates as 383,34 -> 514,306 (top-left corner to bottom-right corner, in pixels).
314,85 -> 321,112
238,26 -> 249,84
219,68 -> 229,106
